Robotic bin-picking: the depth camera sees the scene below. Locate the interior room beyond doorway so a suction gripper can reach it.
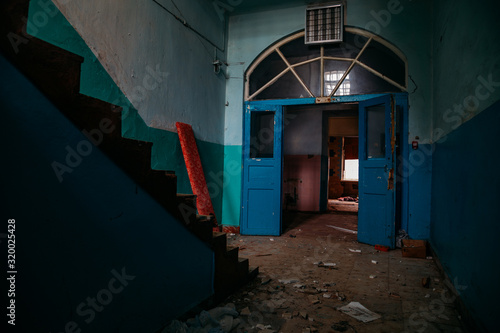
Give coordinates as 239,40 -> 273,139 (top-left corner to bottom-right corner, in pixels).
282,103 -> 359,233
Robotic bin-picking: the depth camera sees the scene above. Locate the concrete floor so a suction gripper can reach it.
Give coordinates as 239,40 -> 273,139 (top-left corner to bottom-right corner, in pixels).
223,212 -> 467,333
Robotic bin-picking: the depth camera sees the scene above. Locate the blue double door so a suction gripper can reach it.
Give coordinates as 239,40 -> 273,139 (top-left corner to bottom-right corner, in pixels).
241,95 -> 406,247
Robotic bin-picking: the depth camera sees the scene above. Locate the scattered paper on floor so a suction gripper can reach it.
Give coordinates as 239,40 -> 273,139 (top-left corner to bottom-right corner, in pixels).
337,302 -> 381,323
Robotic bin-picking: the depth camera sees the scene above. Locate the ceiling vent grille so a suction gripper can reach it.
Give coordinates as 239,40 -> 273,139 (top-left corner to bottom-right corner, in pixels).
305,3 -> 344,44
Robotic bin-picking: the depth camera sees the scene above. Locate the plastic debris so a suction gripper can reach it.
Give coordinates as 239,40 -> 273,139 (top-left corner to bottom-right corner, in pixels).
278,278 -> 299,284
256,324 -> 273,330
349,248 -> 361,253
371,260 -> 378,264
162,304 -> 240,333
369,275 -> 377,279
396,229 -> 409,248
375,244 -> 389,252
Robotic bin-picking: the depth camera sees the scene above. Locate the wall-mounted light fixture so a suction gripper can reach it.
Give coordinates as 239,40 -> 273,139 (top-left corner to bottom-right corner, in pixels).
213,59 -> 229,79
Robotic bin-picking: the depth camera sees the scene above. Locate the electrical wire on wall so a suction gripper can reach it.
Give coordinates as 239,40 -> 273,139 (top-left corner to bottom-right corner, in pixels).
152,0 -> 228,70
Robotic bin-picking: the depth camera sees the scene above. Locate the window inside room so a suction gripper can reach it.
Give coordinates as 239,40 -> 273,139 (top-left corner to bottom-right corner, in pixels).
342,136 -> 359,180
343,159 -> 358,180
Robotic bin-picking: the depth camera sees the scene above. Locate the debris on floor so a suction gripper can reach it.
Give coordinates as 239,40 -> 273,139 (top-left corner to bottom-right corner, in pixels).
162,303 -> 242,333
308,295 -> 320,304
395,229 -> 409,248
401,239 -> 427,258
336,196 -> 358,202
337,302 -> 381,323
260,278 -> 272,285
179,212 -> 468,333
317,261 -> 338,269
240,307 -> 251,316
331,320 -> 354,332
326,225 -> 358,234
374,244 -> 389,252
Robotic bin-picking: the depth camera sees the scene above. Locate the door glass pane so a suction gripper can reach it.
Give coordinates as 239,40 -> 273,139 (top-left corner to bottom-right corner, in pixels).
366,104 -> 385,159
250,112 -> 275,158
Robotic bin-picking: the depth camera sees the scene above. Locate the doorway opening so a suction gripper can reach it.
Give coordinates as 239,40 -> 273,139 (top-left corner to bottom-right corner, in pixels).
282,103 -> 359,236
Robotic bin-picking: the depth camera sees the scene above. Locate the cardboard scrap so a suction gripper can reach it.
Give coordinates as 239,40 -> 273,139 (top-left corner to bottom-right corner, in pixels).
337,302 -> 381,323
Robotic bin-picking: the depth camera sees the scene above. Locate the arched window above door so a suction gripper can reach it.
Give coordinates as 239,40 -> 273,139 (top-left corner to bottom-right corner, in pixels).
245,27 -> 407,101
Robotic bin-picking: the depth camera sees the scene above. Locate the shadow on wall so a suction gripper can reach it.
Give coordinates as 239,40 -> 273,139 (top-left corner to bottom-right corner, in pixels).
0,54 -> 214,333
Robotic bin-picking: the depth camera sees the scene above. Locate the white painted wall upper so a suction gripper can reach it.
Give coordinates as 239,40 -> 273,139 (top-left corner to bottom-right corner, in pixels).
53,0 -> 227,144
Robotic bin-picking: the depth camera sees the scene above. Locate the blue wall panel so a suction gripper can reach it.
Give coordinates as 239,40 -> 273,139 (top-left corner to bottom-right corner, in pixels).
430,100 -> 500,332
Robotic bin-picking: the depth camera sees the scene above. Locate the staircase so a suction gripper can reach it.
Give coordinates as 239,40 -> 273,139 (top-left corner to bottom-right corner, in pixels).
1,0 -> 256,301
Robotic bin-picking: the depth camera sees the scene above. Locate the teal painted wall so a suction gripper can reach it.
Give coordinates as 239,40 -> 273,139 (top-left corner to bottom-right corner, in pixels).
430,1 -> 500,330
27,0 -> 224,220
221,145 -> 243,226
0,54 -> 214,333
432,0 -> 500,140
222,0 -> 433,227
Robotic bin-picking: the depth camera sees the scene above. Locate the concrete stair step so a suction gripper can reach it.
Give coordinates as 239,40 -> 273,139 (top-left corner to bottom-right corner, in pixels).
225,246 -> 239,261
